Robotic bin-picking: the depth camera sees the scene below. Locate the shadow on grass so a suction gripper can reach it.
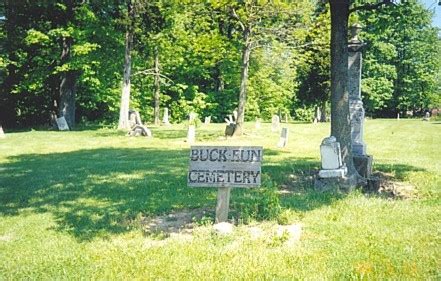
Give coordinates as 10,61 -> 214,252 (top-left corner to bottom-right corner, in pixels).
0,147 -> 218,240
0,147 -> 427,240
374,163 -> 426,180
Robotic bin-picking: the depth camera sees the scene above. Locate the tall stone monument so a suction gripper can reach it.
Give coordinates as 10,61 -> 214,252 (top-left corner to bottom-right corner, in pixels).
348,24 -> 372,178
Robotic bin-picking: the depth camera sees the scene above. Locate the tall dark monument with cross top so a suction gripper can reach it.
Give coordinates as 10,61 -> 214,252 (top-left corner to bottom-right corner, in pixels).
348,24 -> 373,178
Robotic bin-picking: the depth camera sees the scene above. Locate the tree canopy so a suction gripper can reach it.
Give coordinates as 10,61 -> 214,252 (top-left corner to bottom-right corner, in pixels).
0,0 -> 439,128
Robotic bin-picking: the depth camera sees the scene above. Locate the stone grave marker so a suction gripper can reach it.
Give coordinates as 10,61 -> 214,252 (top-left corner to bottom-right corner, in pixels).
277,128 -> 289,148
0,125 -> 5,138
187,126 -> 196,144
188,146 -> 262,222
162,107 -> 170,125
318,136 -> 347,178
423,112 -> 430,121
224,113 -> 236,137
187,112 -> 197,144
397,113 -> 400,120
204,116 -> 211,124
271,115 -> 280,132
56,116 -> 70,131
127,110 -> 152,137
255,118 -> 261,129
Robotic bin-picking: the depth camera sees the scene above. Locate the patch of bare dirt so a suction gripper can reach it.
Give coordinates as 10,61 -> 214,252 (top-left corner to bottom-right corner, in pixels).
140,208 -> 212,236
367,172 -> 416,199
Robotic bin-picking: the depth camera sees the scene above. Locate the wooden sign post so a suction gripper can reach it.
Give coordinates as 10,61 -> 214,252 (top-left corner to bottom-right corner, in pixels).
188,146 -> 263,223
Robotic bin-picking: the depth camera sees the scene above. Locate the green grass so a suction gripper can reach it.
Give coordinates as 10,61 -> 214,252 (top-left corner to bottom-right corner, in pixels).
0,119 -> 440,279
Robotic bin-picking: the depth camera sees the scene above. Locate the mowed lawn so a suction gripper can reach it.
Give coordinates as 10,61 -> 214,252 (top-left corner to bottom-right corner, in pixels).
0,119 -> 440,279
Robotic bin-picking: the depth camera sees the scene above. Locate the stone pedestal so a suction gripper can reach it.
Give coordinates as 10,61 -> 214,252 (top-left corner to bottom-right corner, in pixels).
353,155 -> 373,178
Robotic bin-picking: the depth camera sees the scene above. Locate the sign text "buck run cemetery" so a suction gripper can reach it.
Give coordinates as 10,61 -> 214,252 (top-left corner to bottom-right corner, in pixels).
188,146 -> 262,188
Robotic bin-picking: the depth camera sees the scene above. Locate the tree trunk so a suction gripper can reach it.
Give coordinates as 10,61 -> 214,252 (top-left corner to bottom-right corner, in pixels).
320,100 -> 327,122
154,46 -> 160,126
329,0 -> 357,178
58,36 -> 77,129
118,1 -> 134,130
233,28 -> 251,136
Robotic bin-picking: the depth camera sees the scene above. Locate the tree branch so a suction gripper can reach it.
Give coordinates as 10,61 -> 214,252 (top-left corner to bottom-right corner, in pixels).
349,0 -> 395,14
230,8 -> 245,31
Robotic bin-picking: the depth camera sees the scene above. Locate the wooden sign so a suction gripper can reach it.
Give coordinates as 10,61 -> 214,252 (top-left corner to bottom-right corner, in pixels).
188,146 -> 262,188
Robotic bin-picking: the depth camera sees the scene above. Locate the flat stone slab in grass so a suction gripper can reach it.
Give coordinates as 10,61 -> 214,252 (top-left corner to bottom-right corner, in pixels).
213,222 -> 234,235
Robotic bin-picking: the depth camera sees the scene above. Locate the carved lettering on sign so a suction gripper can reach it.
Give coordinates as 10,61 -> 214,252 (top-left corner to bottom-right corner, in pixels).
188,146 -> 262,188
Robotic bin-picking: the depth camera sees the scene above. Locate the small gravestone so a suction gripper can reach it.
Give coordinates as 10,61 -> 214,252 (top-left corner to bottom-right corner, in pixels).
204,116 -> 211,124
277,128 -> 289,148
397,113 -> 400,120
228,114 -> 234,124
284,113 -> 289,123
0,125 -> 5,138
318,136 -> 347,178
233,110 -> 238,121
187,125 -> 196,143
56,116 -> 70,131
128,110 -> 152,137
313,118 -> 318,124
224,124 -> 236,137
189,112 -> 197,123
129,125 -> 152,137
423,112 -> 430,121
162,107 -> 170,125
271,115 -> 280,132
129,110 -> 142,127
224,113 -> 236,137
255,118 -> 261,129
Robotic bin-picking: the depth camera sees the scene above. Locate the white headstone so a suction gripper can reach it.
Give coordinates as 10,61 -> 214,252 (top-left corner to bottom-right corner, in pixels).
187,125 -> 196,144
56,116 -> 69,131
0,125 -> 5,138
233,110 -> 238,122
320,136 -> 342,170
397,113 -> 400,120
189,112 -> 197,122
204,116 -> 211,124
277,128 -> 289,148
255,118 -> 261,129
162,108 -> 170,125
271,115 -> 280,132
318,136 -> 347,178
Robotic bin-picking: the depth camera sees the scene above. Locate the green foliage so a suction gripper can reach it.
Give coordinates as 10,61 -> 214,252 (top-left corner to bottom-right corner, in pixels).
1,0 -> 440,127
234,177 -> 281,223
359,0 -> 441,116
